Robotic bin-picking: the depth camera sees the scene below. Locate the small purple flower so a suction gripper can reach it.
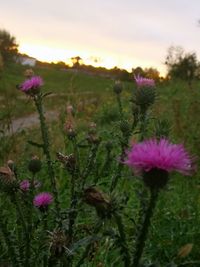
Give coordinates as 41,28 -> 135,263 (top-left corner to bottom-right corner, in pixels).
20,180 -> 30,191
125,139 -> 194,176
33,192 -> 53,210
134,75 -> 155,87
20,76 -> 43,93
20,179 -> 41,192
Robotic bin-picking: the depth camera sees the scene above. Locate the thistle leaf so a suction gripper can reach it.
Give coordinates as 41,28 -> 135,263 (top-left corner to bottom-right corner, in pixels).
177,243 -> 193,258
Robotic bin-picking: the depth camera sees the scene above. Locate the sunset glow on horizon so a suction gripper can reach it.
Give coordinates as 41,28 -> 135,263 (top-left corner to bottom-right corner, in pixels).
1,0 -> 200,78
19,42 -> 166,75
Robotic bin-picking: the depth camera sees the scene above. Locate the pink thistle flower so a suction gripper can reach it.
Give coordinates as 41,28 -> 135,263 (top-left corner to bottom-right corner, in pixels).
20,179 -> 41,192
134,75 -> 155,87
33,192 -> 53,210
20,180 -> 30,191
125,139 -> 194,175
20,76 -> 43,93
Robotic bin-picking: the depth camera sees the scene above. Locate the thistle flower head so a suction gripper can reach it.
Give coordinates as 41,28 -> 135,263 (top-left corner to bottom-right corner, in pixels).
20,76 -> 43,94
20,180 -> 30,192
125,139 -> 194,175
134,75 -> 155,88
19,179 -> 41,192
33,192 -> 53,211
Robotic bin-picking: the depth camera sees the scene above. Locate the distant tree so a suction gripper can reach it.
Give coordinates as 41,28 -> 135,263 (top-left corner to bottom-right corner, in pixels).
165,46 -> 184,68
0,29 -> 18,62
119,69 -> 132,81
56,61 -> 69,68
144,67 -> 160,81
71,56 -> 83,68
132,66 -> 145,77
165,46 -> 200,85
0,52 -> 3,72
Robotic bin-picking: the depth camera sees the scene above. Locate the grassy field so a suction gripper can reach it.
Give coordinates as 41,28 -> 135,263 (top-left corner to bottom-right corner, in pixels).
0,63 -> 200,266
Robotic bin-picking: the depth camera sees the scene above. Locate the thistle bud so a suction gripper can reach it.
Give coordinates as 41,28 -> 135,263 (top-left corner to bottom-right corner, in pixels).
0,166 -> 17,192
134,87 -> 156,112
24,68 -> 34,78
154,119 -> 170,139
84,187 -> 112,218
49,229 -> 69,257
86,134 -> 101,145
120,120 -> 131,136
64,120 -> 76,139
28,156 -> 42,174
113,81 -> 122,94
56,153 -> 76,173
66,104 -> 74,115
88,122 -> 97,135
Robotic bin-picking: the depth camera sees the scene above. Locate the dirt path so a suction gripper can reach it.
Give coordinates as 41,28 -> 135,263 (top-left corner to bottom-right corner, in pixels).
5,110 -> 59,136
1,90 -> 97,136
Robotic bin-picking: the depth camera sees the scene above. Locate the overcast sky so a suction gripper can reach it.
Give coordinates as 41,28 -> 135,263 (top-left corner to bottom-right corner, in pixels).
1,0 -> 200,74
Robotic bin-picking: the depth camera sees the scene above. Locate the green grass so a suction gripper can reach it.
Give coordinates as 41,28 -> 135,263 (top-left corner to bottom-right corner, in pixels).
0,63 -> 116,119
1,63 -> 200,266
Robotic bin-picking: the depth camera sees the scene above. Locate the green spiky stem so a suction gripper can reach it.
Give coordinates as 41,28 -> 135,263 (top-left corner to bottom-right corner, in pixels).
132,189 -> 159,267
114,213 -> 131,267
34,94 -> 61,224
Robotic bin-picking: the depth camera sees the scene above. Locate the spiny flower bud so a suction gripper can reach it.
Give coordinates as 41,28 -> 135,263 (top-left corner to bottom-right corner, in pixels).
28,156 -> 42,174
88,122 -> 97,135
56,152 -> 76,173
154,119 -> 171,139
0,166 -> 17,192
86,134 -> 101,145
134,87 -> 156,112
64,120 -> 76,139
113,81 -> 122,94
49,229 -> 70,257
24,68 -> 34,78
120,120 -> 131,136
66,104 -> 74,116
84,187 -> 112,218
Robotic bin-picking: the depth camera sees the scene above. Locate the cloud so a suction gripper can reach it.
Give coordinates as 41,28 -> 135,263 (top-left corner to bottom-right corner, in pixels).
1,0 -> 200,74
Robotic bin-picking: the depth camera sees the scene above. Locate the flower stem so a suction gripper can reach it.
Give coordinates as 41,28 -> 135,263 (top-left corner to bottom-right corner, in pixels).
75,220 -> 103,267
114,213 -> 131,267
132,189 -> 159,267
139,112 -> 147,141
116,93 -> 123,117
110,133 -> 129,192
34,94 -> 61,224
43,212 -> 48,267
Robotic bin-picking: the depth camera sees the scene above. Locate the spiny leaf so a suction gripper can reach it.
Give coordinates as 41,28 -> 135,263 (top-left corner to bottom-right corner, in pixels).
28,140 -> 44,148
41,92 -> 53,98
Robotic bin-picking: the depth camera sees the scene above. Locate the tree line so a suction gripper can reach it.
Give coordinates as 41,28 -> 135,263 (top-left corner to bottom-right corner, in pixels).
1,29 -> 200,83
